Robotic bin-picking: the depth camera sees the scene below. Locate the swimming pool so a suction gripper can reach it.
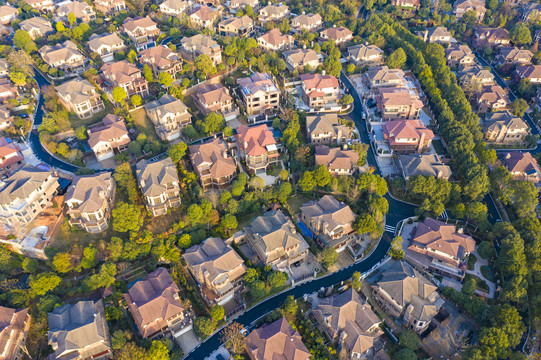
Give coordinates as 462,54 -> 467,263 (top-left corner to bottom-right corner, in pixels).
297,221 -> 313,239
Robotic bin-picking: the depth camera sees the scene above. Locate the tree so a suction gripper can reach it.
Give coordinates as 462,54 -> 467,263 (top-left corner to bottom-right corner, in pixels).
159,72 -> 174,88
510,98 -> 529,117
389,236 -> 405,259
10,71 -> 26,86
465,201 -> 487,223
510,23 -> 532,46
340,94 -> 354,105
112,202 -> 143,233
195,54 -> 216,77
478,240 -> 495,259
479,327 -> 510,360
351,271 -> 362,291
148,340 -> 169,360
114,342 -> 146,360
188,204 -> 203,224
278,169 -> 289,181
220,322 -> 246,355
492,304 -> 525,348
143,65 -> 154,82
29,272 -> 62,296
53,252 -> 73,273
108,237 -> 123,261
298,171 -> 316,192
395,348 -> 417,360
112,87 -> 127,104
83,263 -> 117,291
399,330 -> 420,350
194,316 -> 215,337
220,214 -> 238,234
319,247 -> 338,269
56,21 -> 66,32
268,271 -> 288,289
131,94 -> 142,107
22,258 -> 39,273
178,234 -> 191,249
167,143 -> 187,164
7,50 -> 34,77
13,30 -> 37,53
248,176 -> 265,191
314,165 -> 331,187
283,295 -> 298,315
461,278 -> 476,296
210,305 -> 225,321
201,113 -> 225,135
81,246 -> 97,269
276,182 -> 292,203
111,330 -> 131,350
387,48 -> 407,69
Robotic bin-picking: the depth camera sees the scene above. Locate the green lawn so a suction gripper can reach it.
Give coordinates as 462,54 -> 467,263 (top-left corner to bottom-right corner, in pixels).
465,273 -> 489,292
68,103 -> 114,130
287,194 -> 312,215
432,139 -> 447,155
481,265 -> 496,282
131,108 -> 161,143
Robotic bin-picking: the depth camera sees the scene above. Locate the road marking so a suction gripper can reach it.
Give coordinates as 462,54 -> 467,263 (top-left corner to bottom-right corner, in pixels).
384,225 -> 395,233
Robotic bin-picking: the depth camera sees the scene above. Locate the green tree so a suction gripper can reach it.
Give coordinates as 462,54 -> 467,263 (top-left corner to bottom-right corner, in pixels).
283,295 -> 298,315
510,98 -> 529,117
10,71 -> 26,86
220,214 -> 238,234
478,241 -> 495,259
465,201 -> 487,223
178,234 -> 192,249
112,202 -> 143,233
267,271 -> 288,289
314,165 -> 331,187
167,143 -> 187,164
75,126 -> 87,140
194,316 -> 215,337
276,182 -> 292,203
248,176 -> 266,191
115,342 -> 146,360
112,87 -> 127,104
159,72 -> 174,88
81,246 -> 97,269
148,340 -> 169,360
479,327 -> 510,359
111,330 -> 131,350
56,21 -> 66,32
319,247 -> 338,269
67,12 -> 76,27
278,169 -> 289,181
29,272 -> 62,296
188,204 -> 203,224
461,278 -> 476,296
210,305 -> 225,321
387,48 -> 407,69
340,94 -> 354,105
298,171 -> 316,192
108,237 -> 123,261
351,271 -> 362,291
492,304 -> 525,348
53,252 -> 73,273
13,30 -> 37,53
399,330 -> 420,350
22,258 -> 39,273
395,348 -> 417,360
201,113 -> 225,135
83,263 -> 117,291
389,236 -> 404,259
131,94 -> 142,107
143,64 -> 154,82
510,23 -> 532,46
195,54 -> 216,77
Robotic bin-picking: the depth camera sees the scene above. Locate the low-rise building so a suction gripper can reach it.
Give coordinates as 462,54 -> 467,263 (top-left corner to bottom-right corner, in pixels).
124,268 -> 191,339
87,114 -> 130,161
364,66 -> 406,88
189,5 -> 219,28
390,0 -> 419,8
0,165 -> 58,227
476,85 -> 508,113
229,0 -> 259,10
0,137 -> 24,178
291,12 -> 322,31
189,138 -> 236,190
0,79 -> 18,104
417,26 -> 453,43
473,27 -> 510,49
159,0 -> 192,16
300,73 -> 341,110
500,151 -> 541,183
300,195 -> 357,251
246,317 -> 311,360
306,113 -> 352,144
315,145 -> 359,176
245,210 -> 310,269
257,28 -> 294,51
183,237 -> 246,305
88,32 -> 126,63
514,64 -> 541,84
56,78 -> 105,119
180,34 -> 222,65
445,43 -> 475,68
136,157 -> 181,216
494,47 -> 533,66
258,3 -> 289,23
0,59 -> 7,78
458,64 -> 495,87
65,172 -> 115,233
236,124 -> 279,173
145,94 -> 191,141
397,154 -> 451,181
282,48 -> 321,72
48,300 -> 111,360
0,106 -> 12,130
371,260 -> 444,334
0,306 -> 31,360
348,44 -> 384,66
25,0 -> 54,12
237,72 -> 280,116
56,1 -> 96,23
483,110 -> 529,145
0,5 -> 18,25
94,0 -> 126,13
140,45 -> 182,77
320,26 -> 353,45
376,88 -> 423,119
521,2 -> 541,22
122,16 -> 160,51
193,83 -> 239,121
454,0 -> 486,20
101,60 -> 149,98
218,15 -> 253,37
39,40 -> 86,73
382,119 -> 434,153
407,218 -> 475,279
313,289 -> 382,359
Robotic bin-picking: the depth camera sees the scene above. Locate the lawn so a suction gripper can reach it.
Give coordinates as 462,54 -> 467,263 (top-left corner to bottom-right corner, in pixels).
68,102 -> 114,130
464,273 -> 489,292
287,194 -> 312,215
468,254 -> 477,271
54,220 -> 118,251
237,211 -> 262,230
143,205 -> 185,234
481,265 -> 496,282
131,107 -> 161,143
432,139 -> 447,155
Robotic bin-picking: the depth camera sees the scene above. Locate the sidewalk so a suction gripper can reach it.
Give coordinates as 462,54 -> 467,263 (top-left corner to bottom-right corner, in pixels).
465,250 -> 495,298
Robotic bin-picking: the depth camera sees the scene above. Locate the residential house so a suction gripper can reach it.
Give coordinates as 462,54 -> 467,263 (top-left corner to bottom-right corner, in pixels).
257,28 -> 294,51
348,44 -> 384,66
88,32 -> 126,63
291,12 -> 322,31
0,106 -> 12,130
407,218 -> 476,279
258,3 -> 289,24
390,0 -> 420,8
136,157 -> 181,216
476,85 -> 508,113
65,172 -> 115,233
140,45 -> 182,77
246,318 -> 311,360
382,119 -> 434,153
0,137 -> 23,178
236,124 -> 279,173
87,114 -> 130,161
193,83 -> 239,121
522,2 -> 541,21
300,73 -> 341,110
458,64 -> 495,87
94,0 -> 126,14
397,154 -> 452,181
101,60 -> 149,98
189,138 -> 236,190
454,0 -> 486,20
501,151 -> 541,183
39,40 -> 86,73
25,0 -> 54,12
364,66 -> 406,88
376,88 -> 423,119
159,0 -> 192,16
183,237 -> 246,305
313,289 -> 382,359
0,59 -> 7,78
306,113 -> 352,144
0,165 -> 58,227
228,0 -> 259,11
144,94 -> 192,141
417,26 -> 453,43
19,17 -> 53,40
122,16 -> 160,51
0,5 -> 18,25
514,64 -> 541,84
56,78 -> 105,119
494,47 -> 533,66
180,34 -> 222,65
444,43 -> 475,68
320,26 -> 353,45
218,15 -> 253,37
300,195 -> 357,251
0,79 -> 18,104
483,110 -> 529,144
283,48 -> 321,72
56,1 -> 96,23
124,268 -> 191,339
0,306 -> 31,360
371,260 -> 444,334
473,27 -> 510,49
245,210 -> 310,269
189,5 -> 219,28
237,72 -> 280,116
315,145 -> 359,176
48,301 -> 111,360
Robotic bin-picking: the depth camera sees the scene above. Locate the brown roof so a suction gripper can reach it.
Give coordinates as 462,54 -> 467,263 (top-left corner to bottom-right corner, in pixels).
501,151 -> 541,175
477,85 -> 508,103
101,60 -> 142,86
300,73 -> 339,91
378,88 -> 424,108
140,45 -> 180,69
320,26 -> 352,41
191,5 -> 218,21
65,172 -> 114,214
283,49 -> 319,66
0,137 -> 23,171
122,16 -> 157,33
189,138 -> 236,179
87,115 -> 130,149
236,124 -> 276,156
300,195 -> 356,232
0,306 -> 29,360
383,119 -> 434,145
193,83 -> 232,111
291,13 -> 322,28
259,28 -> 293,47
315,145 -> 358,171
516,65 -> 541,79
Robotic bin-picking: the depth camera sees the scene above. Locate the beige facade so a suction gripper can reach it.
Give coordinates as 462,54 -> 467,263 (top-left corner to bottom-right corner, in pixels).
56,79 -> 105,119
145,94 -> 192,141
136,157 -> 181,216
237,72 -> 280,116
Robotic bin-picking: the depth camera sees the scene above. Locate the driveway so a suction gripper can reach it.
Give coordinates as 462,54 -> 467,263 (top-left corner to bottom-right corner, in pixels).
175,328 -> 200,354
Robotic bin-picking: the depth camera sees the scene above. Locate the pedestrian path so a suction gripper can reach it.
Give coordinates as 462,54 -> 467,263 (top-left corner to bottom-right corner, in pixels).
384,224 -> 395,234
465,250 -> 496,298
440,210 -> 448,219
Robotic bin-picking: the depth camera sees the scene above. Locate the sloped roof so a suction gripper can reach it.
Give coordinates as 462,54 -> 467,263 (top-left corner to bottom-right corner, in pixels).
39,40 -> 83,65
300,195 -> 356,232
193,83 -> 232,108
383,119 -> 434,144
258,28 -> 293,47
65,172 -> 113,214
219,15 -> 252,29
516,64 -> 541,79
0,306 -> 29,360
87,115 -> 129,149
348,44 -> 384,60
88,32 -> 124,52
291,13 -> 322,27
237,72 -> 278,96
321,26 -> 353,41
501,151 -> 541,175
122,16 -> 157,33
411,218 -> 476,259
0,137 -> 23,171
0,164 -> 54,205
484,110 -> 528,132
189,138 -> 236,179
136,157 -> 179,197
180,34 -> 220,54
145,94 -> 188,120
315,145 -> 358,171
306,113 -> 351,137
300,73 -> 339,90
19,17 -> 53,34
398,154 -> 452,179
283,49 -> 319,66
101,60 -> 142,86
56,79 -> 97,105
236,124 -> 276,156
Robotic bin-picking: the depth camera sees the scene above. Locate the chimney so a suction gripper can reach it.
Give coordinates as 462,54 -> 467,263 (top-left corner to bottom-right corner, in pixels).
322,70 -> 326,76
504,152 -> 511,160
457,228 -> 464,234
223,151 -> 228,158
